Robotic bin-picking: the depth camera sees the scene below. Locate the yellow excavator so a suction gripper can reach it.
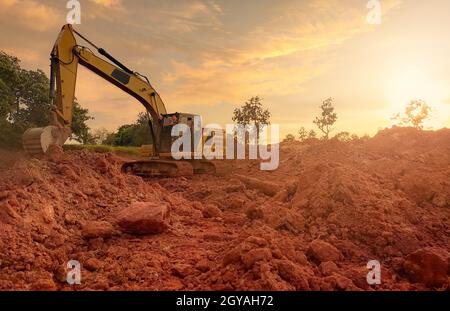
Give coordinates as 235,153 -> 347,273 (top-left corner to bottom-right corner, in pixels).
22,24 -> 222,177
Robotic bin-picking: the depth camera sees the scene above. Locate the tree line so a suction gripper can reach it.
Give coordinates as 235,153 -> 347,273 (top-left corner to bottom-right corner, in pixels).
0,51 -> 432,149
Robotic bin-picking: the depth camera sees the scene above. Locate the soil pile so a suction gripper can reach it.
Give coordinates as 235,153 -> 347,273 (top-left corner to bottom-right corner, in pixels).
0,127 -> 449,290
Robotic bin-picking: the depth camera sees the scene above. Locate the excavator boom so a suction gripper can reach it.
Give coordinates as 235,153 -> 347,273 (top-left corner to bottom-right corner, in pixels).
23,24 -> 166,157
22,24 -> 223,177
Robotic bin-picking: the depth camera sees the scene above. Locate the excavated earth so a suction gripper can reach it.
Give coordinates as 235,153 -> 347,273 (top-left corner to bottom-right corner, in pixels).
0,126 -> 449,291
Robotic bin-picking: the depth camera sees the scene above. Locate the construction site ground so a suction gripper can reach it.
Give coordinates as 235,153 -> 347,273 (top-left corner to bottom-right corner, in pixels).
0,126 -> 449,291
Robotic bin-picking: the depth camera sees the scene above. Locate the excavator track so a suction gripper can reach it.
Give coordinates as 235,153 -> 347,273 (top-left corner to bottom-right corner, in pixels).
189,159 -> 228,176
121,159 -> 194,177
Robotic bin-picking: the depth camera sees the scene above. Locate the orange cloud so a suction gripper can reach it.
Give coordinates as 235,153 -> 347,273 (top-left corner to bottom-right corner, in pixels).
161,0 -> 402,109
90,0 -> 122,7
0,0 -> 61,31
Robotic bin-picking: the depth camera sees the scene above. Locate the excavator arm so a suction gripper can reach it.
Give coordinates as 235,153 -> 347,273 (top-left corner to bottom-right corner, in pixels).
23,24 -> 224,177
23,24 -> 167,156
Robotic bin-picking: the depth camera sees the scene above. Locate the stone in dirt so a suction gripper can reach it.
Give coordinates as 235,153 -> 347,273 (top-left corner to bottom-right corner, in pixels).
307,240 -> 343,263
403,247 -> 449,288
234,174 -> 280,196
84,258 -> 103,271
320,261 -> 339,276
172,263 -> 196,278
81,221 -> 117,239
202,203 -> 222,218
115,202 -> 170,234
241,247 -> 272,268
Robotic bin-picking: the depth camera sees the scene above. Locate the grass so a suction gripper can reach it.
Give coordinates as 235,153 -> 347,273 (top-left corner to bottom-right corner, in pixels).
63,144 -> 142,158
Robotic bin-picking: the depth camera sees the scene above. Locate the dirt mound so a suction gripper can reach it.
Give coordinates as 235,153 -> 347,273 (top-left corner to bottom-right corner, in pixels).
0,126 -> 449,290
0,149 -> 200,290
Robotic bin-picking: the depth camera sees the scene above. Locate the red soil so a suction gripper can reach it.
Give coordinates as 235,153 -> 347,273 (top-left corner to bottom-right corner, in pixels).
0,126 -> 449,290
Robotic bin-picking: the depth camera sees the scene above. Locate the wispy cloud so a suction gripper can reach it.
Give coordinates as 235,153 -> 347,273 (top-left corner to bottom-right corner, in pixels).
0,0 -> 61,31
161,0 -> 402,108
90,0 -> 122,8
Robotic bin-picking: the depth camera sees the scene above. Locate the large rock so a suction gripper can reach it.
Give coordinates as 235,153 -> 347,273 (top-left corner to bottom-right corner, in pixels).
403,247 -> 449,288
115,202 -> 169,235
307,240 -> 343,263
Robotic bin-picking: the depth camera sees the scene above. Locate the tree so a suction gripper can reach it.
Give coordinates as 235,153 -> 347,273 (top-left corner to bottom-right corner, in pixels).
232,96 -> 271,140
91,127 -> 111,145
71,101 -> 95,144
0,51 -> 94,147
313,97 -> 337,139
393,100 -> 431,129
104,112 -> 153,147
284,134 -> 295,142
334,131 -> 352,142
114,124 -> 135,146
130,112 -> 153,146
308,130 -> 317,139
298,127 -> 308,142
103,132 -> 117,146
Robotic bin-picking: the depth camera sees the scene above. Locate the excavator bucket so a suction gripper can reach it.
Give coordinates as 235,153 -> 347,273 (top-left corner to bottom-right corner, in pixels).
22,126 -> 61,157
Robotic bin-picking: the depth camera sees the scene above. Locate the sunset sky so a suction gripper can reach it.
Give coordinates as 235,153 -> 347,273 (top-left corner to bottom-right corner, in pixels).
1,0 -> 450,137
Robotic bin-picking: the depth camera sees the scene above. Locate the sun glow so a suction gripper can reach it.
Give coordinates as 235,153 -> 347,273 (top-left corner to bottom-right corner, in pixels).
386,65 -> 450,129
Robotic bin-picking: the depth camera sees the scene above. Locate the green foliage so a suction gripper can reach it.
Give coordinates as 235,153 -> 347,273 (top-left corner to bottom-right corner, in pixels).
392,100 -> 431,129
63,144 -> 141,157
0,52 -> 51,148
71,101 -> 95,144
90,128 -> 111,145
232,96 -> 271,128
313,97 -> 338,139
104,112 -> 153,147
0,51 -> 94,148
232,96 -> 271,142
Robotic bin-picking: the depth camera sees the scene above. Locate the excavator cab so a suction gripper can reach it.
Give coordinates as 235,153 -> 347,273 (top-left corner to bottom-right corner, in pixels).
159,113 -> 202,156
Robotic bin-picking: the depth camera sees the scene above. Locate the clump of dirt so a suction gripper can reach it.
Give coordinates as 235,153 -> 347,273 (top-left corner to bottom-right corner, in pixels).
0,126 -> 449,290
